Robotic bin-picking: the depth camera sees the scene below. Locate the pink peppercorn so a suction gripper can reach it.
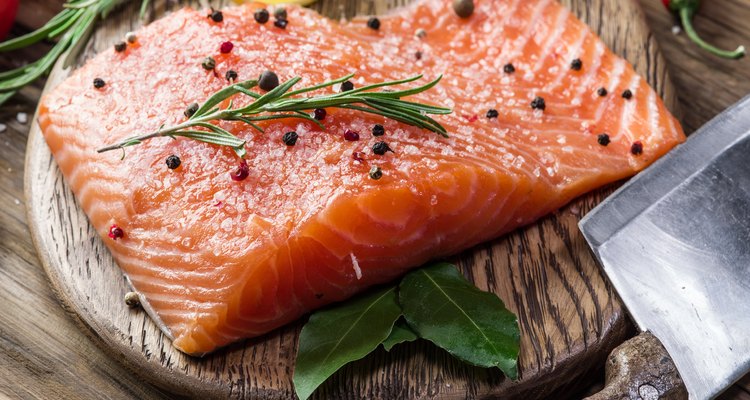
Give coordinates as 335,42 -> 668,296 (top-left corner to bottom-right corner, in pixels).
231,160 -> 250,181
344,130 -> 360,141
220,41 -> 234,54
108,224 -> 124,240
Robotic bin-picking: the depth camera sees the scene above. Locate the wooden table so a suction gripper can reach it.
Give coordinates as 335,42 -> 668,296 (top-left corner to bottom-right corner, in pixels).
1,1 -> 748,398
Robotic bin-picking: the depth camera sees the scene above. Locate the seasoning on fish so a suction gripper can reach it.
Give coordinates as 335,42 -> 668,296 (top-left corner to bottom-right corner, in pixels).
38,0 -> 685,355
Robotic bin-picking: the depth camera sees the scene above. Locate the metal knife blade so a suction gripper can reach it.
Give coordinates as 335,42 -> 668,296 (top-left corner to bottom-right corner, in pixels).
579,94 -> 750,399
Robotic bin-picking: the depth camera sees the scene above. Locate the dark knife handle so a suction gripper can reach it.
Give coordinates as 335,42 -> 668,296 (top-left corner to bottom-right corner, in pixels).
585,331 -> 687,400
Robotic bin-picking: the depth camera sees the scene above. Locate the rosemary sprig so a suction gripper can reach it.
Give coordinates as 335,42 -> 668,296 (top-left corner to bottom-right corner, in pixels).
0,0 -> 140,106
97,74 -> 452,158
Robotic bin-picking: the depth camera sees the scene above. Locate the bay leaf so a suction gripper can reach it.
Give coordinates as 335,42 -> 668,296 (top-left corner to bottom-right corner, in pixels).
399,262 -> 520,379
293,285 -> 401,400
382,318 -> 418,351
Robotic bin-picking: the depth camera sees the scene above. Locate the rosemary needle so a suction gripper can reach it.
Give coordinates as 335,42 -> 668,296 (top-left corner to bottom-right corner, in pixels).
97,74 -> 452,158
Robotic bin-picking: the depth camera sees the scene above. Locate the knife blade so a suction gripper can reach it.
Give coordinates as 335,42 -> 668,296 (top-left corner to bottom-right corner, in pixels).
579,94 -> 750,399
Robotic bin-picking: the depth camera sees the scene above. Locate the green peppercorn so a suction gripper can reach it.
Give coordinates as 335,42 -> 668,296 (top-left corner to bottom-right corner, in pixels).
124,292 -> 141,308
202,56 -> 216,70
452,0 -> 474,18
184,102 -> 199,118
369,166 -> 383,180
125,32 -> 137,44
274,7 -> 287,20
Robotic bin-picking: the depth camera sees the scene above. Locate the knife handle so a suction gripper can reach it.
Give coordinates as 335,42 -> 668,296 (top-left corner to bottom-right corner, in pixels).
585,331 -> 687,400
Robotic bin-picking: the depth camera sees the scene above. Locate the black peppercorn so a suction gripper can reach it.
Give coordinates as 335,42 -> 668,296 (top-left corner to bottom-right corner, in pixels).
282,131 -> 298,146
202,56 -> 216,70
258,70 -> 279,91
570,58 -> 583,71
531,96 -> 546,111
274,7 -> 287,20
372,124 -> 385,136
209,9 -> 223,22
367,17 -> 381,30
622,89 -> 633,99
225,70 -> 238,82
184,102 -> 199,118
274,18 -> 288,29
597,133 -> 610,146
254,8 -> 269,23
503,63 -> 515,74
114,41 -> 127,52
372,141 -> 393,155
597,87 -> 608,97
93,78 -> 106,89
631,141 -> 643,155
341,81 -> 354,92
486,108 -> 499,119
166,155 -> 181,169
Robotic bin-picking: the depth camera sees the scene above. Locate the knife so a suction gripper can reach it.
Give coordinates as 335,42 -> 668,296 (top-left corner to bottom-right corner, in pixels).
579,94 -> 750,399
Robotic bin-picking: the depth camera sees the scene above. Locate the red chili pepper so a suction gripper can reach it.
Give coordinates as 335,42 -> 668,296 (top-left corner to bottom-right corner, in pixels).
662,0 -> 745,59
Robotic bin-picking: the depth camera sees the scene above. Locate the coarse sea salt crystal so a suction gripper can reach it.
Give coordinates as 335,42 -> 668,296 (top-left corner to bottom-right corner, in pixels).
16,112 -> 28,124
0,123 -> 6,133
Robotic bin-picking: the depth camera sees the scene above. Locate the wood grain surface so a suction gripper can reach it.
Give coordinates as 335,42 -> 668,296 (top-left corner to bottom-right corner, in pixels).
24,0 -> 666,398
0,0 -> 748,399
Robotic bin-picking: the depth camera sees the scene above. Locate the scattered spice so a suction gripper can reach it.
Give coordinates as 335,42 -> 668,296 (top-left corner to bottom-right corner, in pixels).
274,19 -> 288,29
597,133 -> 610,146
452,0 -> 474,18
352,151 -> 366,162
344,129 -> 360,141
530,96 -> 546,111
108,224 -> 124,240
313,108 -> 327,121
209,9 -> 223,23
367,17 -> 381,30
202,56 -> 216,70
184,102 -> 199,118
372,141 -> 393,155
165,154 -> 181,169
372,124 -> 385,136
463,114 -> 478,123
125,32 -> 137,44
124,292 -> 140,308
114,41 -> 127,52
340,80 -> 354,92
225,69 -> 238,82
93,78 -> 106,89
503,63 -> 515,74
231,160 -> 250,181
631,141 -> 643,155
415,28 -> 427,39
274,7 -> 287,20
258,70 -> 279,91
622,89 -> 633,100
369,166 -> 383,180
415,51 -> 423,60
597,87 -> 608,97
283,131 -> 299,146
486,109 -> 499,119
254,8 -> 269,23
220,41 -> 234,54
570,58 -> 582,71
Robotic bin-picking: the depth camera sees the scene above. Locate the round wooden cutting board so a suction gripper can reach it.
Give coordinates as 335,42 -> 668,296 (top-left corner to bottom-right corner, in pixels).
25,0 -> 678,398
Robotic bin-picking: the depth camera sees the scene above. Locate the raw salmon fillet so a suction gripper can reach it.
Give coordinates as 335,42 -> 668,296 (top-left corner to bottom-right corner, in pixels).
38,0 -> 684,355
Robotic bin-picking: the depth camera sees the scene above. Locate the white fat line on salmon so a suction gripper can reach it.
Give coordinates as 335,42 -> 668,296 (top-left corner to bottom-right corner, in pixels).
350,253 -> 362,280
502,0 -> 554,65
531,7 -> 570,74
594,58 -> 627,123
543,29 -> 589,91
612,74 -> 641,144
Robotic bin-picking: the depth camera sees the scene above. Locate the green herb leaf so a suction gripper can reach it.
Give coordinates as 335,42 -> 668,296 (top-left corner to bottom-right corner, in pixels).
399,263 -> 520,379
294,285 -> 402,400
381,318 -> 418,351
